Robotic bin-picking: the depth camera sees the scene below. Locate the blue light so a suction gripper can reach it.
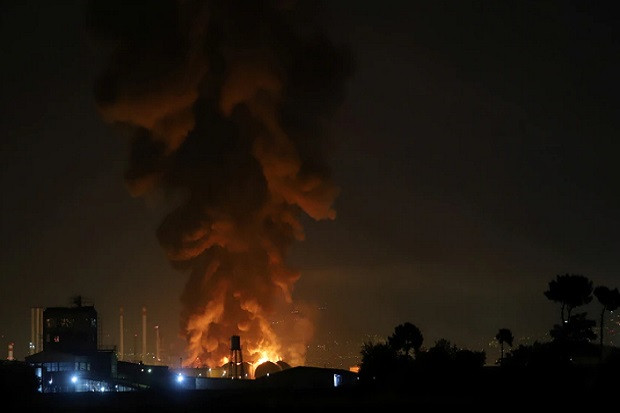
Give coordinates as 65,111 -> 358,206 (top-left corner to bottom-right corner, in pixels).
71,375 -> 78,384
176,373 -> 184,383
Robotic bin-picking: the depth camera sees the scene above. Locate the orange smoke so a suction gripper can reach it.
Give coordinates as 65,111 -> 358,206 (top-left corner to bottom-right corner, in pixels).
90,0 -> 351,369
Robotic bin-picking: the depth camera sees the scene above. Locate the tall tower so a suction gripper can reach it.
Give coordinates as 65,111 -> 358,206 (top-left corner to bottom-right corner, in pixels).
119,307 -> 124,361
228,335 -> 245,379
155,325 -> 161,364
7,342 -> 14,361
142,306 -> 147,362
133,334 -> 138,362
30,308 -> 36,355
30,307 -> 43,354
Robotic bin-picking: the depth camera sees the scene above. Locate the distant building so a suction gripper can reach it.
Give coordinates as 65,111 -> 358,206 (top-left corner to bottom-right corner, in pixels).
24,298 -> 169,392
42,304 -> 98,353
255,366 -> 359,389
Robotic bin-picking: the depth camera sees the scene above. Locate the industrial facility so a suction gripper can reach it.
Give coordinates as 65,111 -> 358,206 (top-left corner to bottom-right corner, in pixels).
24,297 -> 174,392
18,298 -> 358,393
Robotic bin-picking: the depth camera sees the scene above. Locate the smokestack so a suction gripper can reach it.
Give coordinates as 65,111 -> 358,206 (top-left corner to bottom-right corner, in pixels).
142,306 -> 147,362
30,308 -> 35,355
31,307 -> 43,354
38,308 -> 43,352
155,325 -> 161,364
7,342 -> 14,361
119,307 -> 124,361
133,334 -> 138,362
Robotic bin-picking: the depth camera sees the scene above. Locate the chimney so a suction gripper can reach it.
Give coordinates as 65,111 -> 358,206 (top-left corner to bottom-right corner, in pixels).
7,342 -> 14,361
31,307 -> 43,354
155,325 -> 161,364
119,307 -> 124,361
142,306 -> 147,362
30,308 -> 35,355
38,308 -> 43,352
133,334 -> 138,362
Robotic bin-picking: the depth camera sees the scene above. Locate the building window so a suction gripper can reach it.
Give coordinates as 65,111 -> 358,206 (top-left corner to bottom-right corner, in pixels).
44,362 -> 58,372
59,362 -> 72,371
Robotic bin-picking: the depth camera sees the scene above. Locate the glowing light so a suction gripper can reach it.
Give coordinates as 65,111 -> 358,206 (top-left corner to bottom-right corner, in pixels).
177,374 -> 184,383
71,376 -> 78,384
252,349 -> 282,367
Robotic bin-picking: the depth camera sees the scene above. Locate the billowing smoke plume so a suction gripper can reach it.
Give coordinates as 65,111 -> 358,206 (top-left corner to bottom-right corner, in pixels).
88,0 -> 351,367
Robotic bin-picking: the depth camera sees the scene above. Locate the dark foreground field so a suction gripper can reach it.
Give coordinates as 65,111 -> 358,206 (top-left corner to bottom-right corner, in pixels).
8,387 -> 474,412
5,365 -> 618,412
8,386 -> 612,412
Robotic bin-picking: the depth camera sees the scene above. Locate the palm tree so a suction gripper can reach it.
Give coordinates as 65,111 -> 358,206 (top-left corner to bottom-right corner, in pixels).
593,286 -> 620,354
388,322 -> 424,359
544,274 -> 593,323
495,328 -> 514,365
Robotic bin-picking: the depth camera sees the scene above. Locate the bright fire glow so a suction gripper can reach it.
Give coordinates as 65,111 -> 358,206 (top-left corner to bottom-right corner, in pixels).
183,287 -> 315,369
252,349 -> 281,367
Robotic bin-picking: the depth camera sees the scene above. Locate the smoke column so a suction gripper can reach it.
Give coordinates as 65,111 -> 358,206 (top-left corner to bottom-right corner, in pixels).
88,0 -> 351,367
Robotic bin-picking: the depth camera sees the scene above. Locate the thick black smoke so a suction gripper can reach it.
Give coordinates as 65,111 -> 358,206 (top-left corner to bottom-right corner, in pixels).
88,0 -> 352,366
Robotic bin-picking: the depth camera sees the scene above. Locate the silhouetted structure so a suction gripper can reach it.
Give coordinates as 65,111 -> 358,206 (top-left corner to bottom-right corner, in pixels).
24,298 -> 172,393
42,302 -> 97,353
228,335 -> 245,379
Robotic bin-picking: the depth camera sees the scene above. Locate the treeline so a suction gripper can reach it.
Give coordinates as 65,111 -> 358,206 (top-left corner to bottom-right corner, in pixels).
358,273 -> 620,389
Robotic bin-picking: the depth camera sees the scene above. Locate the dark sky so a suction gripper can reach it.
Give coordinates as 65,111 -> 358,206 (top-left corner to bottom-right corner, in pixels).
1,1 -> 619,367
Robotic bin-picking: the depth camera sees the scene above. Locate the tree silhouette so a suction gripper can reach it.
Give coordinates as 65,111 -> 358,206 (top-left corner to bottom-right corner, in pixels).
359,340 -> 399,385
544,274 -> 593,323
388,322 -> 424,358
550,312 -> 597,344
420,338 -> 458,369
495,328 -> 514,365
593,286 -> 620,354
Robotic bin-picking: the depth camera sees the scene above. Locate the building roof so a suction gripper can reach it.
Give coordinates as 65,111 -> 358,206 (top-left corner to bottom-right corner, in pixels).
25,350 -> 91,363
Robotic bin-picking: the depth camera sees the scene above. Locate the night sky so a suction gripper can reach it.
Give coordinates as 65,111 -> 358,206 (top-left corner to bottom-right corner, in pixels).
2,1 -> 619,367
